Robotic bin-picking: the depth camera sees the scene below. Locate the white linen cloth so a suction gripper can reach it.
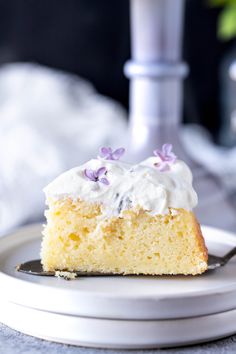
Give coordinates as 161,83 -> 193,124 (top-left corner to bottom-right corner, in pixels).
182,124 -> 236,193
0,63 -> 127,234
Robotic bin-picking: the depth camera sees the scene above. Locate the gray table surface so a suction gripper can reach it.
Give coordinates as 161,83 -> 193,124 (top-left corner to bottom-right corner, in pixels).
1,323 -> 236,354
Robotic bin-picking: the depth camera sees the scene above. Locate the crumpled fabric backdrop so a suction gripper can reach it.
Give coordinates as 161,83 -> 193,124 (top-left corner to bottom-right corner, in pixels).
0,63 -> 127,235
1,63 -> 236,235
182,124 -> 236,194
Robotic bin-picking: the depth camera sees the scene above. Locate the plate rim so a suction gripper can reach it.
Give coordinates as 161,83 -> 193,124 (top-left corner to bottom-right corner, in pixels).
1,299 -> 236,349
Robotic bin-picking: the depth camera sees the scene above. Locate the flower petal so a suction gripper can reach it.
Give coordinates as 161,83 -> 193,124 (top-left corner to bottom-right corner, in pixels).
99,177 -> 110,185
112,148 -> 125,160
84,169 -> 96,181
99,147 -> 112,158
165,153 -> 177,163
153,149 -> 160,157
153,149 -> 165,160
162,143 -> 172,155
96,167 -> 107,177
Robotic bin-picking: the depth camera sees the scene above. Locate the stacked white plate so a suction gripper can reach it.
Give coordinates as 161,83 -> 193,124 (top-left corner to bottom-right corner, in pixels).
1,224 -> 236,348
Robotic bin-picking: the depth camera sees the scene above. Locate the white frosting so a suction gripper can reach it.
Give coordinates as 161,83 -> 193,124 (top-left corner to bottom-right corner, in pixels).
44,157 -> 198,216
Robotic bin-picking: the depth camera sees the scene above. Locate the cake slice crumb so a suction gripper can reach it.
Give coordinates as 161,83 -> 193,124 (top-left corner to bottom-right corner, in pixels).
55,271 -> 77,280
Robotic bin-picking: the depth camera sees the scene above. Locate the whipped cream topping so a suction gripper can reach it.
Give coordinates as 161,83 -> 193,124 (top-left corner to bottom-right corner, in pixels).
44,157 -> 198,216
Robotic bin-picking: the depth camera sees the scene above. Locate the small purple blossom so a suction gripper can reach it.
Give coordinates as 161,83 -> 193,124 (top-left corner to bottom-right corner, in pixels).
99,147 -> 125,161
153,143 -> 177,171
84,167 -> 109,185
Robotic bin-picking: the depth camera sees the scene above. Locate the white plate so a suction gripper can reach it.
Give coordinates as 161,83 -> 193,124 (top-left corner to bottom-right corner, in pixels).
0,224 -> 236,320
1,300 -> 236,349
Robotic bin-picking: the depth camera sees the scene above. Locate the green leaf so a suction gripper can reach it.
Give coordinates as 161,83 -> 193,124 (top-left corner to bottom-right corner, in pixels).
218,4 -> 236,40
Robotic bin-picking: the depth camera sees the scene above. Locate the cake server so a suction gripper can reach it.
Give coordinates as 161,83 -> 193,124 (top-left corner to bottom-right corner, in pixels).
207,247 -> 236,270
16,260 -> 117,277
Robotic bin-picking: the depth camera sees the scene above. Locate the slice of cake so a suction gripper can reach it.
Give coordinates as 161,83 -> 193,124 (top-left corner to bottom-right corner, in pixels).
41,144 -> 208,275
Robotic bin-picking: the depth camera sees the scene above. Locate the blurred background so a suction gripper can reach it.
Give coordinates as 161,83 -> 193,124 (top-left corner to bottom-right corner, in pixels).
1,0 -> 236,234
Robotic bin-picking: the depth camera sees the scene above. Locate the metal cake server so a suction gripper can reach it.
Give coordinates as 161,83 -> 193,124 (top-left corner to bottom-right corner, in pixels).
16,247 -> 236,277
207,246 -> 236,270
16,260 -> 116,277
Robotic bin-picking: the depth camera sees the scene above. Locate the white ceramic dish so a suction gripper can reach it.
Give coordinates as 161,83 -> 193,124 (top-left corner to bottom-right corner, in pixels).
1,223 -> 236,348
0,225 -> 236,320
1,299 -> 236,349
0,224 -> 236,321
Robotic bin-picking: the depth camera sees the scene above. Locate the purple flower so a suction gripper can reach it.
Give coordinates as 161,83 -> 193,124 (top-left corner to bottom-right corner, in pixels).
84,167 -> 109,185
99,147 -> 125,161
153,143 -> 177,171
